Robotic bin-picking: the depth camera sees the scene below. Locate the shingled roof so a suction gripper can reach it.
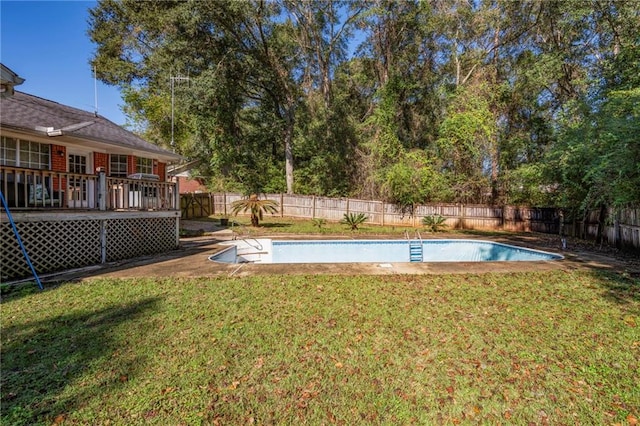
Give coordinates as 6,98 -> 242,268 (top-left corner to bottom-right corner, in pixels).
1,91 -> 181,162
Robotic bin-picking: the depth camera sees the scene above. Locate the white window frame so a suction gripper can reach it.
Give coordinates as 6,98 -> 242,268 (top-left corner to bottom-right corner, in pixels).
109,154 -> 128,177
1,136 -> 50,169
136,157 -> 153,175
0,136 -> 17,166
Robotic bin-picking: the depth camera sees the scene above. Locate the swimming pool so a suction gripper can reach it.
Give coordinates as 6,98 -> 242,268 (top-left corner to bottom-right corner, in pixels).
210,239 -> 563,264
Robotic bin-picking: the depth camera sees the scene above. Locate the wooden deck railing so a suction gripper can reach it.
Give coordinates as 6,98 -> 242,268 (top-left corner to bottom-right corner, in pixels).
0,166 -> 178,211
106,176 -> 176,210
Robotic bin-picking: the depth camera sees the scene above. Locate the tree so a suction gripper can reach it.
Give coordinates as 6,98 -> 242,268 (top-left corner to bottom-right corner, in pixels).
543,0 -> 640,218
89,0 -> 303,194
231,194 -> 279,227
87,0 -> 639,212
436,84 -> 497,203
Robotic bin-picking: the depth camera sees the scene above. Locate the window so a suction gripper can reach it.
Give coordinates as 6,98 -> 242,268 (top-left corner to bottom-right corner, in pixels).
136,157 -> 153,174
68,154 -> 87,174
1,136 -> 49,169
0,136 -> 17,166
68,154 -> 88,205
20,140 -> 50,169
110,154 -> 128,177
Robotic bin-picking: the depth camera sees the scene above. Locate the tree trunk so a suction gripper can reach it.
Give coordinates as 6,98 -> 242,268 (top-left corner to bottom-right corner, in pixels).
595,204 -> 607,245
284,106 -> 295,194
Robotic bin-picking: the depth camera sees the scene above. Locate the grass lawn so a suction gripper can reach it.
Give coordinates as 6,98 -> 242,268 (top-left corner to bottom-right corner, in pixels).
1,271 -> 639,425
199,215 -> 432,236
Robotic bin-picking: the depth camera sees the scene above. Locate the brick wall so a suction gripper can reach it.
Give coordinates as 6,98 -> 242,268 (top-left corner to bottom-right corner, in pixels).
50,144 -> 66,194
50,144 -> 66,172
177,176 -> 207,193
157,162 -> 166,181
94,152 -> 108,174
128,155 -> 136,175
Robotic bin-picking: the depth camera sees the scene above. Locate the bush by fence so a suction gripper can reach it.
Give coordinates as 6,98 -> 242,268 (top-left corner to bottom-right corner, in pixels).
180,192 -> 639,251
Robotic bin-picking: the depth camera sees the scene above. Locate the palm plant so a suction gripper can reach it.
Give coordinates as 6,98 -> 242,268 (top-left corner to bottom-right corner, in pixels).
341,212 -> 368,230
230,194 -> 279,227
422,214 -> 448,232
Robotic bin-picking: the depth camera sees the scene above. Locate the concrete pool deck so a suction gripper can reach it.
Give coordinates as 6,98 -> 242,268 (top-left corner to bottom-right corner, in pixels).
53,220 -> 638,282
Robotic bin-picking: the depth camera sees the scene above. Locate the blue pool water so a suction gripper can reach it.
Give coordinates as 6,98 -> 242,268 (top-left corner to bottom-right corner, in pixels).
210,239 -> 562,264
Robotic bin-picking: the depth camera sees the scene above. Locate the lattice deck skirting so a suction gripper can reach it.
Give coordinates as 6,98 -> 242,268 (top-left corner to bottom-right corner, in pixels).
1,211 -> 180,282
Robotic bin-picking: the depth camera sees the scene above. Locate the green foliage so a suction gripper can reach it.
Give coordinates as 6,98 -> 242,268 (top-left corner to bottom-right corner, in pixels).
436,85 -> 497,179
230,194 -> 279,227
422,214 -> 448,232
88,0 -> 640,208
382,150 -> 451,213
340,212 -> 368,230
546,88 -> 640,215
311,218 -> 326,229
502,164 -> 553,207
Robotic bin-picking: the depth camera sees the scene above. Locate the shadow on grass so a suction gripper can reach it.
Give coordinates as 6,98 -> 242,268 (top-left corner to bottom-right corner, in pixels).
254,222 -> 293,229
0,282 -> 43,304
591,270 -> 640,312
1,297 -> 160,425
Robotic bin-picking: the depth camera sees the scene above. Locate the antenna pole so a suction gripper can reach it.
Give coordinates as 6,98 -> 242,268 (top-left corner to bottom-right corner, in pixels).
170,75 -> 190,150
94,66 -> 98,116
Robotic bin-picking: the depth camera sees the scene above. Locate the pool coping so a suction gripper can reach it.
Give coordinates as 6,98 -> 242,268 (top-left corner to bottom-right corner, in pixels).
57,230 -> 637,281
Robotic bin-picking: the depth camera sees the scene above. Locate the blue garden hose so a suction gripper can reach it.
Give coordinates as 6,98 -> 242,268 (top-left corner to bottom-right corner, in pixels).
0,190 -> 43,289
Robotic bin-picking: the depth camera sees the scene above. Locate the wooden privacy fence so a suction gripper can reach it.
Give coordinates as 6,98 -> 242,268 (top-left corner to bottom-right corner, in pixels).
181,192 -> 558,231
180,192 -> 639,250
563,206 -> 640,251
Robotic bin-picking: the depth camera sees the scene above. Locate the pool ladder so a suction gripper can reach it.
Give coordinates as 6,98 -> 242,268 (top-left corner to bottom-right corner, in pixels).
407,230 -> 423,262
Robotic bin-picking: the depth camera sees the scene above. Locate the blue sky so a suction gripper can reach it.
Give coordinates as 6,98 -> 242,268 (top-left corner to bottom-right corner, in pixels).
1,1 -> 127,125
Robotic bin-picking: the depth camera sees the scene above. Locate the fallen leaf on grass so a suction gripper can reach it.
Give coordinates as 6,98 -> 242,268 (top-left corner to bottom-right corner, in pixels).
628,413 -> 638,425
466,404 -> 481,418
254,357 -> 264,369
623,315 -> 637,327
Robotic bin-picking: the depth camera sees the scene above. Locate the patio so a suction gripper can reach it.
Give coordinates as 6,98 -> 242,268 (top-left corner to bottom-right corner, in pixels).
44,222 -> 638,282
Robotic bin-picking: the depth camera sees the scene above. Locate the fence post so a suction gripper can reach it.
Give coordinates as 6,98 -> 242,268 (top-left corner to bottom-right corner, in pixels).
174,178 -> 180,212
224,192 -> 227,216
614,209 -> 621,249
280,193 -> 284,217
312,195 -> 316,219
381,201 -> 384,226
412,203 -> 416,227
100,219 -> 107,263
97,170 -> 106,211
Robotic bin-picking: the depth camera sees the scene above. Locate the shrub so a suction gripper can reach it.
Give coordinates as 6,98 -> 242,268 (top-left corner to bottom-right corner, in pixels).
341,213 -> 368,230
422,214 -> 447,232
311,218 -> 326,229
